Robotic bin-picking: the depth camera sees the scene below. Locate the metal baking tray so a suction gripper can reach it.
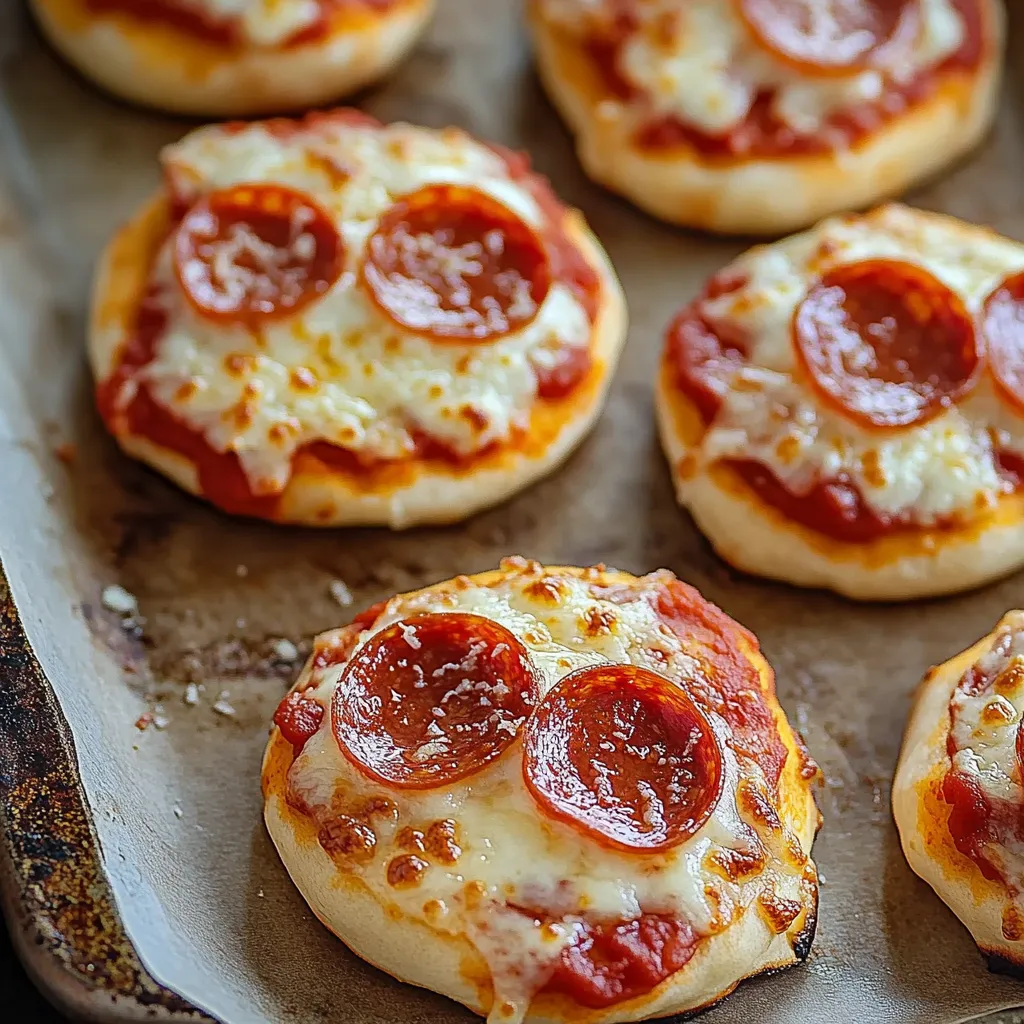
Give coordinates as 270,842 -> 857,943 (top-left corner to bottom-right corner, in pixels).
1,1 -> 1023,1021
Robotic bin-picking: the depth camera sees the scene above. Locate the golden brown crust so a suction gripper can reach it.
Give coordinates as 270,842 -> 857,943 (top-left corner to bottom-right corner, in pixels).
892,612 -> 1024,966
655,359 -> 1024,601
89,192 -> 627,529
30,0 -> 434,116
262,562 -> 821,1024
526,0 -> 1004,234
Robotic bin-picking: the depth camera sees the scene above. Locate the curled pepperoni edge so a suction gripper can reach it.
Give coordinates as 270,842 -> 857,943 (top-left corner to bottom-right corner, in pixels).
522,663 -> 725,853
173,182 -> 345,326
332,612 -> 539,790
792,258 -> 980,431
736,0 -> 921,75
983,269 -> 1024,415
359,183 -> 553,343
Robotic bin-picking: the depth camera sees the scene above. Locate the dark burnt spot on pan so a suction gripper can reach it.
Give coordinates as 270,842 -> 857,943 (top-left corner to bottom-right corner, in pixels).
111,508 -> 178,566
0,564 -> 208,1016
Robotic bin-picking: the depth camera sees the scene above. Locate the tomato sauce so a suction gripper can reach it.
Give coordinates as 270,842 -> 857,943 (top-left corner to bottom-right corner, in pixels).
541,913 -> 699,1008
942,642 -> 1024,887
588,0 -> 984,158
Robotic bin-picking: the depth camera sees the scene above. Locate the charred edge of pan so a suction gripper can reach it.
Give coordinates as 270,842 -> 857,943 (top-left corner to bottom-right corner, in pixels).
0,562 -> 207,1017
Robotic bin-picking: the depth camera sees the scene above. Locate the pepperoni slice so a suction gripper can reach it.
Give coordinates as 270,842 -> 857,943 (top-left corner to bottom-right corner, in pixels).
522,665 -> 724,852
792,259 -> 979,430
274,690 -> 325,753
361,184 -> 551,341
737,0 -> 919,74
982,270 -> 1024,414
174,183 -> 344,325
332,613 -> 538,788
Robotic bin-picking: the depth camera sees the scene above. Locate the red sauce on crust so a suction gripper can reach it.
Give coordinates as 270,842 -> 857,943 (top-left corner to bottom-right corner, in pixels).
586,0 -> 984,158
942,633 -> 1024,889
542,914 -> 699,1008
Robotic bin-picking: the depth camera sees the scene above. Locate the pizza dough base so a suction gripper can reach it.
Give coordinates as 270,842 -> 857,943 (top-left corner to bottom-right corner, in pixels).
262,565 -> 820,1024
30,0 -> 434,117
526,0 -> 1004,235
655,363 -> 1024,602
892,611 -> 1024,969
89,194 -> 628,529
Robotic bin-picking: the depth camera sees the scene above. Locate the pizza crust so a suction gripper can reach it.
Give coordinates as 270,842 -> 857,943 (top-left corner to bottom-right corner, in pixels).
30,0 -> 434,117
89,194 -> 627,529
526,0 -> 1004,235
892,611 -> 1024,969
261,565 -> 820,1023
655,362 -> 1024,601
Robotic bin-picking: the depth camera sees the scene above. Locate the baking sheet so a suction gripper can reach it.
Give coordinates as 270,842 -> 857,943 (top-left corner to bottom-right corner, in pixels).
1,1 -> 1024,1021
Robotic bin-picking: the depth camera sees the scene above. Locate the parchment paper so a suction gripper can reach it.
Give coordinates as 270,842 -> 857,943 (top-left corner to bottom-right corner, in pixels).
1,2 -> 1024,1021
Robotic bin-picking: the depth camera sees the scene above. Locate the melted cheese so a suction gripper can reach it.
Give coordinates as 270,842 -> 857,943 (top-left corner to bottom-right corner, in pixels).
173,0 -> 322,46
690,205 -> 1024,525
286,565 -> 810,1024
121,120 -> 591,493
541,0 -> 964,139
949,616 -> 1024,894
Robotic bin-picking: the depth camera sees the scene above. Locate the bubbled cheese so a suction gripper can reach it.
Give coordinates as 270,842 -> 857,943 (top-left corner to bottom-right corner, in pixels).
691,206 -> 1024,525
129,120 -> 592,495
286,565 -> 812,1024
542,0 -> 964,140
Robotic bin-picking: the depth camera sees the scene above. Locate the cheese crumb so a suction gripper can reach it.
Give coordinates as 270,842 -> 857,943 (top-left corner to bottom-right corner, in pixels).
183,683 -> 200,706
272,638 -> 300,662
102,584 -> 138,616
213,691 -> 236,716
329,580 -> 353,606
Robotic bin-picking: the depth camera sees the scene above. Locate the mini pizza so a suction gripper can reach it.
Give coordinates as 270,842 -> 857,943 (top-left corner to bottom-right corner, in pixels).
893,611 -> 1024,971
30,0 -> 434,117
89,110 -> 626,528
526,0 -> 1004,234
656,204 -> 1024,601
262,558 -> 820,1024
